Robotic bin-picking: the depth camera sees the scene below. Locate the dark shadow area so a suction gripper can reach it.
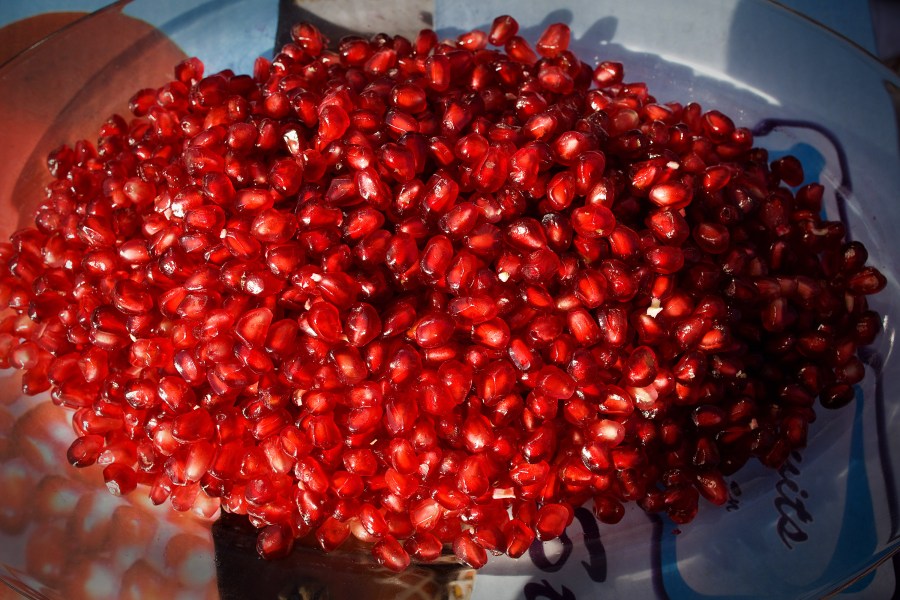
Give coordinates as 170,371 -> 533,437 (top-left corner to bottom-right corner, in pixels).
440,7 -> 780,116
276,3 -> 359,50
275,0 -> 433,50
213,511 -> 474,600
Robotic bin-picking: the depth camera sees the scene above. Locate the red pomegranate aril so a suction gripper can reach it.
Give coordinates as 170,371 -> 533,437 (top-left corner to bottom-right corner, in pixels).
446,296 -> 496,325
103,464 -> 138,496
472,318 -> 511,350
648,181 -> 692,209
306,301 -> 343,343
593,61 -> 623,86
535,365 -> 576,400
646,245 -> 685,274
67,435 -> 106,467
402,531 -> 441,562
498,518 -> 533,558
234,307 -> 273,347
625,346 -> 659,387
453,531 -> 488,568
455,132 -> 489,165
847,267 -> 887,295
771,155 -> 804,187
820,383 -> 856,409
315,517 -> 350,553
0,18 -> 885,574
256,524 -> 294,560
484,14 -> 518,47
372,535 -> 411,572
571,205 -> 615,238
521,247 -> 562,284
357,502 -> 389,537
536,23 -> 570,58
593,495 -> 625,524
172,409 -> 215,442
413,313 -> 455,349
505,36 -> 538,65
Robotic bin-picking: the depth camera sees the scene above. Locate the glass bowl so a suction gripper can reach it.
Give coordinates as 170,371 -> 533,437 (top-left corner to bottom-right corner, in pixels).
0,0 -> 898,598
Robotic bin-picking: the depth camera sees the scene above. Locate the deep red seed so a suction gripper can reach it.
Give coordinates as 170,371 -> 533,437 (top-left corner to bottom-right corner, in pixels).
505,36 -> 538,66
771,155 -> 805,187
570,205 -> 616,238
535,502 -> 570,540
648,181 -> 692,208
103,463 -> 138,496
536,23 -> 570,58
372,535 -> 411,572
405,531 -> 443,562
489,15 -> 519,46
536,365 -> 576,399
847,267 -> 887,295
0,18 -> 884,575
453,531 -> 488,568
593,61 -> 623,87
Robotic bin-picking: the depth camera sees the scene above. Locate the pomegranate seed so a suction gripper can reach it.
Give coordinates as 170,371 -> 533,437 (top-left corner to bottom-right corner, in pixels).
593,495 -> 625,524
0,18 -> 884,575
373,535 -> 411,572
571,205 -> 616,238
646,245 -> 685,274
315,517 -> 350,552
405,531 -> 443,562
67,435 -> 106,467
489,15 -> 519,46
648,181 -> 692,208
535,502 -> 570,540
536,23 -> 570,58
103,464 -> 138,496
453,531 -> 488,568
414,313 -> 455,348
505,36 -> 538,65
234,307 -> 272,347
503,518 -> 536,557
536,365 -> 576,399
847,267 -> 887,295
593,61 -> 624,86
771,155 -> 805,186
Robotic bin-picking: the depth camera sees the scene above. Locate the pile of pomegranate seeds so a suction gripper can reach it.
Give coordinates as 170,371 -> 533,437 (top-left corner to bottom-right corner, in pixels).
0,15 -> 886,572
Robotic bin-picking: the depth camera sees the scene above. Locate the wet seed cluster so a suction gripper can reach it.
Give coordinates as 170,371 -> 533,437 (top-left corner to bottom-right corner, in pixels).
0,16 -> 885,571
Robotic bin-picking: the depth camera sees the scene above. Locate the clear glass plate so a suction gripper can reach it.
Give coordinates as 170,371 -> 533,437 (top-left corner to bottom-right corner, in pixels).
0,0 -> 897,598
